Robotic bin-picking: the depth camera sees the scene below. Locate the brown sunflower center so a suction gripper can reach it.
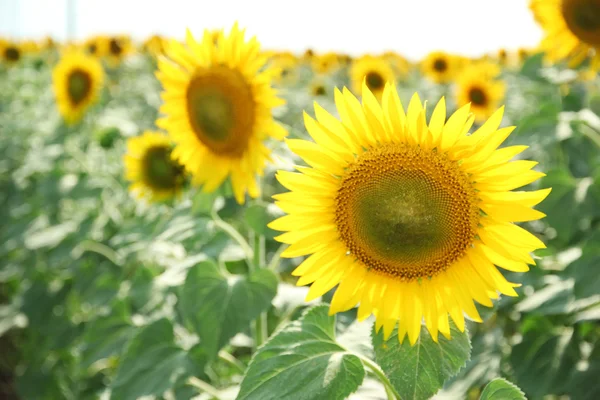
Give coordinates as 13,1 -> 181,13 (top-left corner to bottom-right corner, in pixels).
109,39 -> 123,56
5,46 -> 20,62
366,71 -> 385,90
313,85 -> 326,96
186,66 -> 255,157
469,87 -> 488,106
335,144 -> 480,281
562,0 -> 600,47
88,43 -> 97,55
142,145 -> 183,190
67,69 -> 92,105
433,58 -> 448,72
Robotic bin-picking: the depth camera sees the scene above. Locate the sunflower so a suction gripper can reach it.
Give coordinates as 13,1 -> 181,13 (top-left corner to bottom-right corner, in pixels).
456,65 -> 506,122
531,0 -> 600,67
53,51 -> 104,124
143,35 -> 167,57
1,42 -> 22,65
421,51 -> 459,83
156,24 -> 287,204
312,52 -> 340,75
310,80 -> 327,96
270,52 -> 299,86
105,35 -> 133,67
124,132 -> 186,202
350,55 -> 395,100
383,51 -> 411,77
83,36 -> 108,57
269,83 -> 550,345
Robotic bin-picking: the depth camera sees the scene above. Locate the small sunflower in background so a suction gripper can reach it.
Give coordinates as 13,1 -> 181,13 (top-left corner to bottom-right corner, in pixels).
105,35 -> 133,67
143,35 -> 167,57
84,36 -> 107,57
270,52 -> 299,86
456,63 -> 506,122
311,52 -> 340,75
350,55 -> 395,100
421,51 -> 458,83
518,47 -> 531,63
53,51 -> 104,124
124,132 -> 186,202
1,42 -> 22,66
270,83 -> 549,345
531,0 -> 600,68
383,51 -> 411,78
310,80 -> 328,96
156,23 -> 287,204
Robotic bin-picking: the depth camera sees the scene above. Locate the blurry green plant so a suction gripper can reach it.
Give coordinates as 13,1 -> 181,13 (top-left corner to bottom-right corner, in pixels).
0,50 -> 599,400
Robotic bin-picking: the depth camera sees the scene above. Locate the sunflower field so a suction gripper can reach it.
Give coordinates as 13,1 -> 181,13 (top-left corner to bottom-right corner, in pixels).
2,3 -> 600,400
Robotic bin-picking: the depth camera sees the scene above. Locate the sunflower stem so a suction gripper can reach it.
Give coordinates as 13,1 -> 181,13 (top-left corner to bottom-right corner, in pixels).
211,208 -> 253,263
267,243 -> 288,272
218,350 -> 247,374
187,377 -> 221,398
358,355 -> 401,400
252,233 -> 269,349
580,121 -> 600,149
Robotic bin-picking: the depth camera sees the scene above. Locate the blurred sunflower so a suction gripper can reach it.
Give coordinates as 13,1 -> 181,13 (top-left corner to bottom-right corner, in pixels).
531,0 -> 600,67
156,24 -> 287,204
84,36 -> 107,57
312,52 -> 340,74
143,35 -> 167,57
383,51 -> 411,77
350,55 -> 395,100
497,48 -> 509,66
53,51 -> 104,124
270,83 -> 549,345
124,132 -> 186,202
456,65 -> 506,122
421,51 -> 458,83
270,52 -> 299,86
310,80 -> 327,96
2,42 -> 22,65
105,36 -> 133,67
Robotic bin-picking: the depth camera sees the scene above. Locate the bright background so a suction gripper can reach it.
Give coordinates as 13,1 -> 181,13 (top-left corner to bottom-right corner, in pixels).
0,0 -> 543,59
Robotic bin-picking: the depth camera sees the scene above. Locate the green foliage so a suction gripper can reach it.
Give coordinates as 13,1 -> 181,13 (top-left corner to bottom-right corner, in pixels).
179,260 -> 278,359
237,305 -> 365,400
373,321 -> 471,400
479,378 -> 526,400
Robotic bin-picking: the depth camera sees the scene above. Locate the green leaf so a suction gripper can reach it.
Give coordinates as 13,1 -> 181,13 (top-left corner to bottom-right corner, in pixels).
110,318 -> 191,400
480,378 -> 526,400
372,320 -> 471,400
179,260 -> 277,359
509,325 -> 579,398
519,52 -> 545,81
566,230 -> 600,299
244,203 -> 281,239
236,305 -> 365,400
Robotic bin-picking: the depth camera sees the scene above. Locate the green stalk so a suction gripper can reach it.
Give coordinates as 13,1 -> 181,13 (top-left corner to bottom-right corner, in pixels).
187,377 -> 221,398
358,355 -> 401,400
252,233 -> 268,349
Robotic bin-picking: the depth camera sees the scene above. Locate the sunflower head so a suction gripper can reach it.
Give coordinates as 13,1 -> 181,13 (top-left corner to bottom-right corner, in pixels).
270,53 -> 299,85
53,51 -> 105,125
104,35 -> 133,67
312,52 -> 340,74
350,55 -> 396,100
456,64 -> 506,122
530,0 -> 600,67
383,51 -> 411,77
310,81 -> 327,96
2,43 -> 21,65
156,24 -> 287,204
270,83 -> 549,345
124,132 -> 186,202
422,51 -> 458,83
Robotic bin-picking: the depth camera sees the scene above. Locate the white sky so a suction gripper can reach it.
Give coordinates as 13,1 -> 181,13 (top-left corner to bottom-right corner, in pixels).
0,0 -> 543,60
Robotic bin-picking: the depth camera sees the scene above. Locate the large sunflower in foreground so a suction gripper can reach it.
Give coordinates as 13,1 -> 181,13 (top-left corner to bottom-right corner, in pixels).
456,64 -> 506,122
350,55 -> 395,100
124,132 -> 186,202
53,51 -> 104,124
421,51 -> 459,84
156,24 -> 287,204
270,83 -> 550,345
530,0 -> 600,67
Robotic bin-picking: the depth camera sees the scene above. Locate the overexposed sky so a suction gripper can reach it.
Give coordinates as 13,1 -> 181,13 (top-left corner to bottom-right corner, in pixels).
0,0 -> 543,59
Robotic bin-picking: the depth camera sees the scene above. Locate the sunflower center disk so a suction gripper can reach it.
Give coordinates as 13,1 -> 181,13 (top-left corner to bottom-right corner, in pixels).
67,69 -> 92,105
186,67 -> 255,157
366,71 -> 385,90
433,59 -> 448,72
469,87 -> 487,106
335,144 -> 480,281
109,39 -> 123,56
5,47 -> 20,61
562,0 -> 600,46
142,146 -> 182,190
